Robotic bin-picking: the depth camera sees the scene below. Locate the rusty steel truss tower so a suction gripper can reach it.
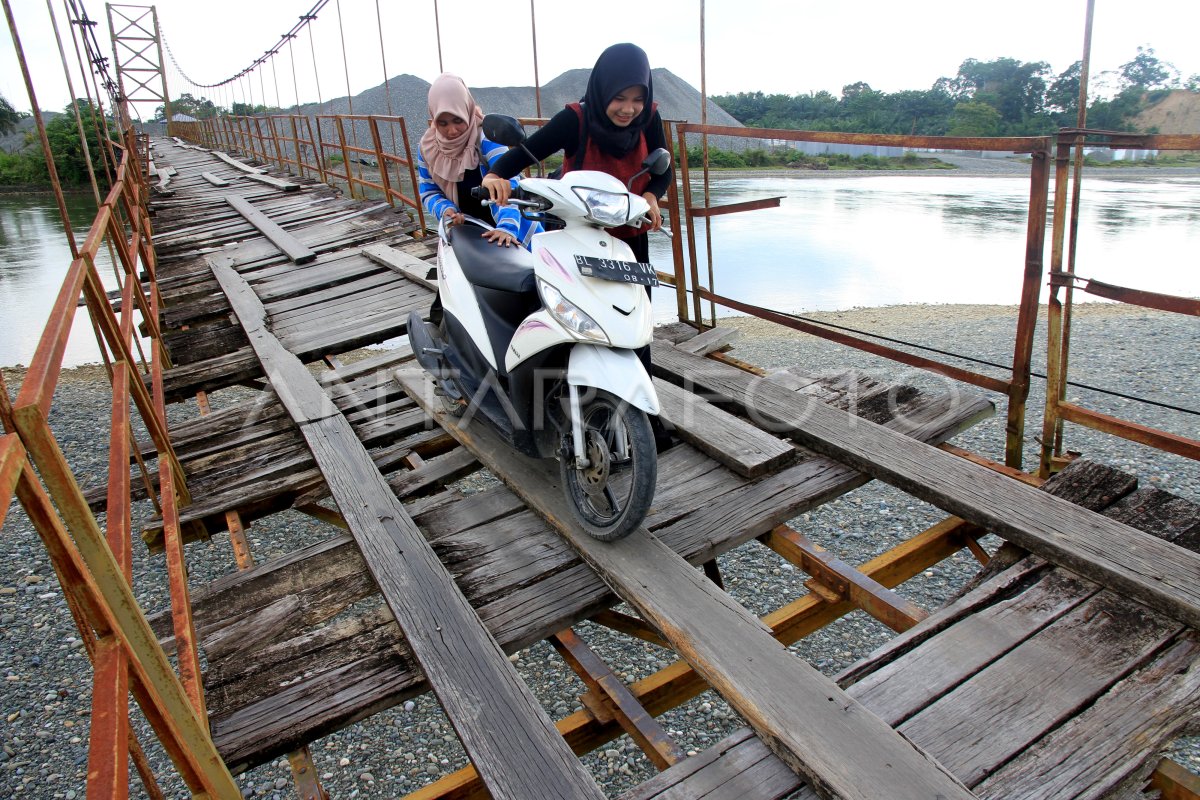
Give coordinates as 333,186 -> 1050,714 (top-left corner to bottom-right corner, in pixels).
106,3 -> 170,126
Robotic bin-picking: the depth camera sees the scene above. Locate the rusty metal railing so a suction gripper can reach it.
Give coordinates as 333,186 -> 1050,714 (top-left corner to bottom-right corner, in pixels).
1040,130 -> 1200,475
0,132 -> 239,798
672,124 -> 1053,469
173,111 -> 426,232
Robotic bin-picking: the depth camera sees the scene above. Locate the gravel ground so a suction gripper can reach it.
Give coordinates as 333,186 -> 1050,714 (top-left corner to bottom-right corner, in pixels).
1,301 -> 1197,798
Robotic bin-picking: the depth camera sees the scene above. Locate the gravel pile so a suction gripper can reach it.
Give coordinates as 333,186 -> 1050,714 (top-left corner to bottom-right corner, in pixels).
1,301 -> 1197,798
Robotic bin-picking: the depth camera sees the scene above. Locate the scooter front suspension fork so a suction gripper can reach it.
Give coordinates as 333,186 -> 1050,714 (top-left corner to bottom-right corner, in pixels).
568,383 -> 589,470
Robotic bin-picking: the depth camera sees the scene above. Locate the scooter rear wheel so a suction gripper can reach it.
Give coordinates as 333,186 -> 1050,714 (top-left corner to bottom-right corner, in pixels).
560,389 -> 657,541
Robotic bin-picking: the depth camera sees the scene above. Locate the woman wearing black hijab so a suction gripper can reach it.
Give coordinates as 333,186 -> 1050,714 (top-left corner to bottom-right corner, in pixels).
483,43 -> 675,450
482,42 -> 673,263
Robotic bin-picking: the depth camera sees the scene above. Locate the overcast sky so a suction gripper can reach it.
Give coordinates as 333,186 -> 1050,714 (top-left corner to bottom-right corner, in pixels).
4,0 -> 1199,118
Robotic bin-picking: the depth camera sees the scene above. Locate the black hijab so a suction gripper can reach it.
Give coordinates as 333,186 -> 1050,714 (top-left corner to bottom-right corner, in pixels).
580,43 -> 654,158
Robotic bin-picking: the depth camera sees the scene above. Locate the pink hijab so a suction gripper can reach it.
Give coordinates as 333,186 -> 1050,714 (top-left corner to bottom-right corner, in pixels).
419,73 -> 484,205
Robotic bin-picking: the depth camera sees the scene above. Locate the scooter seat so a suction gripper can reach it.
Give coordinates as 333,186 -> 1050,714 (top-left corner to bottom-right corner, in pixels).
450,224 -> 536,294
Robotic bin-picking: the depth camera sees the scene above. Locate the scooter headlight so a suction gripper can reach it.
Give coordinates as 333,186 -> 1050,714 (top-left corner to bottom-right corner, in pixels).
539,279 -> 609,344
573,187 -> 629,227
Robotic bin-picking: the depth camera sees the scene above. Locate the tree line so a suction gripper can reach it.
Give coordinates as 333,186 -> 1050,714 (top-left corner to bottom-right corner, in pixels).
713,48 -> 1196,136
0,99 -> 116,189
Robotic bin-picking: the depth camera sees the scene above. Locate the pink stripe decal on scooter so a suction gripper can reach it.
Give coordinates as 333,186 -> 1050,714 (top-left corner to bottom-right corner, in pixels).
539,248 -> 574,283
516,319 -> 552,334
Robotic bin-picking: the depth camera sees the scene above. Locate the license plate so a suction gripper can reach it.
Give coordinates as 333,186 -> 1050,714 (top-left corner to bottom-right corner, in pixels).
574,255 -> 659,287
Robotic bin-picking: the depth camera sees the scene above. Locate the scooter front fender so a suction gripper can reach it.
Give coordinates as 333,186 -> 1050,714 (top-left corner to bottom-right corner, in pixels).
568,345 -> 660,416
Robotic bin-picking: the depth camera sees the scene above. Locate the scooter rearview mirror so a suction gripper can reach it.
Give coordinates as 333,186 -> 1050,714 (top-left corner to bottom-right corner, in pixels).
643,148 -> 672,176
482,114 -> 526,147
626,148 -> 673,189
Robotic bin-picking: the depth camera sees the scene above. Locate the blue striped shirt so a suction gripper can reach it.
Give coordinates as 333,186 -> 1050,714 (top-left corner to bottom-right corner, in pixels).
417,137 -> 542,248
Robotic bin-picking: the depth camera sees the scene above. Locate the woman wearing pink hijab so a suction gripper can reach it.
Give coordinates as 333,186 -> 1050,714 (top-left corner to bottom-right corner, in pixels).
417,73 -> 541,248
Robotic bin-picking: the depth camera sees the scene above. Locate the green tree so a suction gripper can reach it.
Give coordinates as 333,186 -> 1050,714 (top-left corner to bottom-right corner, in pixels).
1085,86 -> 1145,132
154,92 -> 222,121
890,89 -> 955,135
946,101 -> 1002,136
1046,61 -> 1082,124
941,57 -> 1052,129
0,95 -> 25,135
1119,46 -> 1175,90
44,99 -> 117,187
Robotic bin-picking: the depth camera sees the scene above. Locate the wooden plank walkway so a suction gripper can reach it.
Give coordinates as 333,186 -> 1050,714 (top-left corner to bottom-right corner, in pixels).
143,141 -> 434,400
139,136 -> 1199,797
210,256 -> 604,799
146,361 -> 989,770
632,460 -> 1200,799
396,368 -> 974,800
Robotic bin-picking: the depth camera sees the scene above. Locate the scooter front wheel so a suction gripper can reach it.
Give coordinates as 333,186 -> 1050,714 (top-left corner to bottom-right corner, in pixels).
560,389 -> 657,541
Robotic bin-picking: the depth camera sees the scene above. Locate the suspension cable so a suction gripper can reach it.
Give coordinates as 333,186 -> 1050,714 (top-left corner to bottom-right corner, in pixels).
307,17 -> 323,110
159,0 -> 328,91
287,35 -> 301,113
47,0 -> 101,205
373,0 -> 398,156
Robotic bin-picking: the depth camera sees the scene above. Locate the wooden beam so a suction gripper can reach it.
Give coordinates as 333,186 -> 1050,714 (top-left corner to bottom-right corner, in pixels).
212,150 -> 263,174
675,326 -> 740,356
200,171 -> 230,187
361,243 -> 438,290
762,525 -> 928,632
211,258 -> 604,800
224,195 -> 316,265
243,172 -> 301,192
651,340 -> 1200,630
551,629 -> 685,771
1151,758 -> 1200,800
653,378 -> 794,478
397,367 -> 975,800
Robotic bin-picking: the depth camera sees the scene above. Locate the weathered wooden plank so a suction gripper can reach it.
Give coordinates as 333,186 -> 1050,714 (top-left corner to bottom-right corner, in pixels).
386,447 -> 479,497
263,269 -> 397,317
224,196 -> 317,265
654,378 -> 794,478
243,171 -> 300,191
849,567 -> 1099,724
651,340 -> 1200,629
897,590 -> 1180,786
218,263 -> 605,800
252,253 -> 388,301
975,631 -> 1200,799
191,372 -> 989,768
213,150 -> 264,174
618,728 -> 804,800
269,284 -> 422,335
397,367 -> 974,800
837,459 -> 1132,697
362,243 -> 438,290
676,326 -> 740,356
201,171 -> 230,187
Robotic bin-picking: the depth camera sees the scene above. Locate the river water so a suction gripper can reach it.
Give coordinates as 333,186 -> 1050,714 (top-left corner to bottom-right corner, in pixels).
3,174 -> 1198,368
648,173 -> 1200,320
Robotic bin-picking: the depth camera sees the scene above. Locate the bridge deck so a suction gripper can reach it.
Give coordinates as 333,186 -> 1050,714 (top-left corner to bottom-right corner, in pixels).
627,460 -> 1200,799
136,137 -> 1199,797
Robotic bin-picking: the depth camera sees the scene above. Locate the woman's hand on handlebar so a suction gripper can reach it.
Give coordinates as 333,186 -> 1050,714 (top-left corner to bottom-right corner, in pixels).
641,192 -> 663,232
481,173 -> 512,206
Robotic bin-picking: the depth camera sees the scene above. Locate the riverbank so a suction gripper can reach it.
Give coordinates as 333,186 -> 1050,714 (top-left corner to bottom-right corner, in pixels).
1,302 -> 1197,798
704,153 -> 1200,180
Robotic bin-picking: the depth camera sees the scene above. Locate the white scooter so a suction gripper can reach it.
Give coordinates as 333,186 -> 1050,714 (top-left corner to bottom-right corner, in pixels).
407,114 -> 671,541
